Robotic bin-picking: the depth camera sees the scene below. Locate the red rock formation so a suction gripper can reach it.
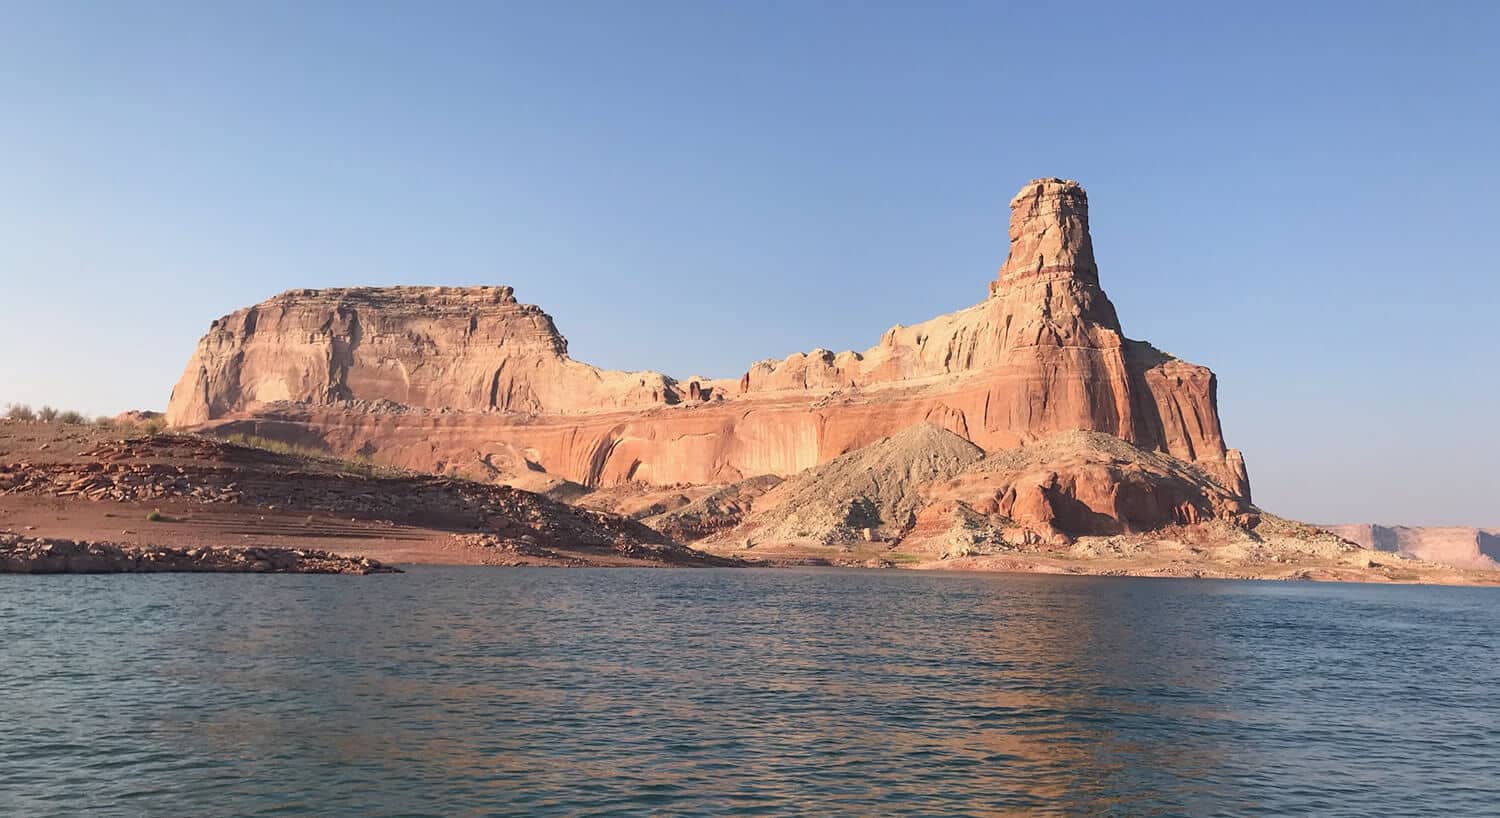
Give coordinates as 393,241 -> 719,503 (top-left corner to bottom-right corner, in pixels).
167,178 -> 1250,500
916,431 -> 1255,545
167,286 -> 679,425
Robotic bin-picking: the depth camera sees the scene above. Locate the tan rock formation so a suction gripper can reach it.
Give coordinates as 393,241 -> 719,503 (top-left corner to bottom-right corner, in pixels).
167,178 -> 1250,501
167,286 -> 680,426
715,424 -> 986,547
639,475 -> 784,542
1323,524 -> 1500,570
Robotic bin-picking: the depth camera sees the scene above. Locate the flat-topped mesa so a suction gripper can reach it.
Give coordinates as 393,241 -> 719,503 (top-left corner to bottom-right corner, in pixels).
167,177 -> 1250,502
165,285 -> 682,426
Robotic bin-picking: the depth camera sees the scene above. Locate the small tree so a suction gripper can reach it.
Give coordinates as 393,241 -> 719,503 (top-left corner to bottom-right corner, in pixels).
4,404 -> 36,421
37,406 -> 59,422
58,410 -> 87,425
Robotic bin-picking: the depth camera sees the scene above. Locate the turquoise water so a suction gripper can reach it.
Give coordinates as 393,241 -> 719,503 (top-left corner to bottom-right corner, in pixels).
2,567 -> 1498,816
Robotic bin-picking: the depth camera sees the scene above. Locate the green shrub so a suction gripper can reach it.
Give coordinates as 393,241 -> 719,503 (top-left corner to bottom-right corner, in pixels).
4,404 -> 36,421
36,406 -> 59,422
58,410 -> 87,425
146,510 -> 164,522
141,418 -> 165,435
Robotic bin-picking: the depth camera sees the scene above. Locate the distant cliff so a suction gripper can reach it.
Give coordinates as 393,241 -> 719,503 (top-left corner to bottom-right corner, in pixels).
1325,524 -> 1500,569
167,178 -> 1250,503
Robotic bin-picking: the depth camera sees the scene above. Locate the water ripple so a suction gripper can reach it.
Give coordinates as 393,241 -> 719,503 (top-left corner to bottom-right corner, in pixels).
1,569 -> 1498,816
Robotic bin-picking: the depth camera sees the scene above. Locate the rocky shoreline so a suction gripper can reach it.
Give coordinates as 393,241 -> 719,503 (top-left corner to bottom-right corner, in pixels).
0,534 -> 399,575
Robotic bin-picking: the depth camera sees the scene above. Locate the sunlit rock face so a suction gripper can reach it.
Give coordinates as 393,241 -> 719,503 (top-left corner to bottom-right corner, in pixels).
1323,525 -> 1500,570
166,285 -> 679,424
167,178 -> 1249,500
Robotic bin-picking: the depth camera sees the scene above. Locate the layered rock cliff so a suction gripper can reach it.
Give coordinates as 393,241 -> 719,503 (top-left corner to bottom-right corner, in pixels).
167,286 -> 679,424
168,178 -> 1250,501
1324,524 -> 1500,569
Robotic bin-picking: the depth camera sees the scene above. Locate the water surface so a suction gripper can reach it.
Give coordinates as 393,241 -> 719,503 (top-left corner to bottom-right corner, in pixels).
2,568 -> 1497,816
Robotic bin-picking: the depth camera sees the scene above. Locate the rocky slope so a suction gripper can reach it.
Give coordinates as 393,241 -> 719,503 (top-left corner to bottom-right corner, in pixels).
167,178 -> 1250,500
914,431 -> 1255,547
697,427 -> 1254,553
672,424 -> 1495,584
662,423 -> 1494,584
925,517 -> 1500,585
0,534 -> 398,574
634,475 -> 784,542
0,421 -> 730,567
711,424 -> 984,547
1323,524 -> 1500,570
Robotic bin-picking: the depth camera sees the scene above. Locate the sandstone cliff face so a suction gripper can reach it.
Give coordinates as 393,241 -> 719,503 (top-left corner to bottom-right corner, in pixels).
167,286 -> 681,426
1324,524 -> 1500,570
168,178 -> 1250,500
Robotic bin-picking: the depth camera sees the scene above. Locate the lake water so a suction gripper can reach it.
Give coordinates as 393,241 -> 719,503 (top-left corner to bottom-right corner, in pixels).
2,568 -> 1498,817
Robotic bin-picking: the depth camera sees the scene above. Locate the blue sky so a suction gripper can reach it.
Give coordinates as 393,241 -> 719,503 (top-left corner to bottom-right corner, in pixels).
2,1 -> 1496,526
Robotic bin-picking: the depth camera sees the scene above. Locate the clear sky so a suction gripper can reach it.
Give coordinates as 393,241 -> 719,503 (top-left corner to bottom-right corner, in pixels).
2,1 -> 1496,526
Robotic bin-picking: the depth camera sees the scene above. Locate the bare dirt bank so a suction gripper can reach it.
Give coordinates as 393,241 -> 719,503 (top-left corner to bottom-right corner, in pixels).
0,533 -> 398,574
0,422 -> 731,568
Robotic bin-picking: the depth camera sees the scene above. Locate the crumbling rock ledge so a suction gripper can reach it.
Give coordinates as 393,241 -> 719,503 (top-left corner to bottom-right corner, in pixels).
0,534 -> 400,574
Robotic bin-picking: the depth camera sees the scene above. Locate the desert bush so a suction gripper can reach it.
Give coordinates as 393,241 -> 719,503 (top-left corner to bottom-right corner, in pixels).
146,510 -> 164,522
5,403 -> 113,426
141,418 -> 166,435
222,433 -> 327,460
94,416 -> 115,429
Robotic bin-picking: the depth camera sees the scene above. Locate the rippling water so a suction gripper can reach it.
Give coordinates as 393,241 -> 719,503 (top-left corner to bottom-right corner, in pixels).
2,568 -> 1498,816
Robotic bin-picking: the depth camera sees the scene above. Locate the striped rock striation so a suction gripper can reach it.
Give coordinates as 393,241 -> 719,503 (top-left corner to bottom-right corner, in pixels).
167,178 -> 1251,515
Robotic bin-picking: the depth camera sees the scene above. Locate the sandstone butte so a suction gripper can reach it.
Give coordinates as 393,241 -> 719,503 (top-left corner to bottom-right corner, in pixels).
166,178 -> 1253,530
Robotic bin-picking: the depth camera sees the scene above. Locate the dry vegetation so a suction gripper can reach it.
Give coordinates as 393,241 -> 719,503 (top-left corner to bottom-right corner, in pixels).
216,432 -> 398,478
3,403 -> 164,434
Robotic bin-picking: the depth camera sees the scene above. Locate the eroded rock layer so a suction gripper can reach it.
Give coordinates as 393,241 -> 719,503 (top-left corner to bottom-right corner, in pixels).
168,178 -> 1250,500
1323,524 -> 1500,570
